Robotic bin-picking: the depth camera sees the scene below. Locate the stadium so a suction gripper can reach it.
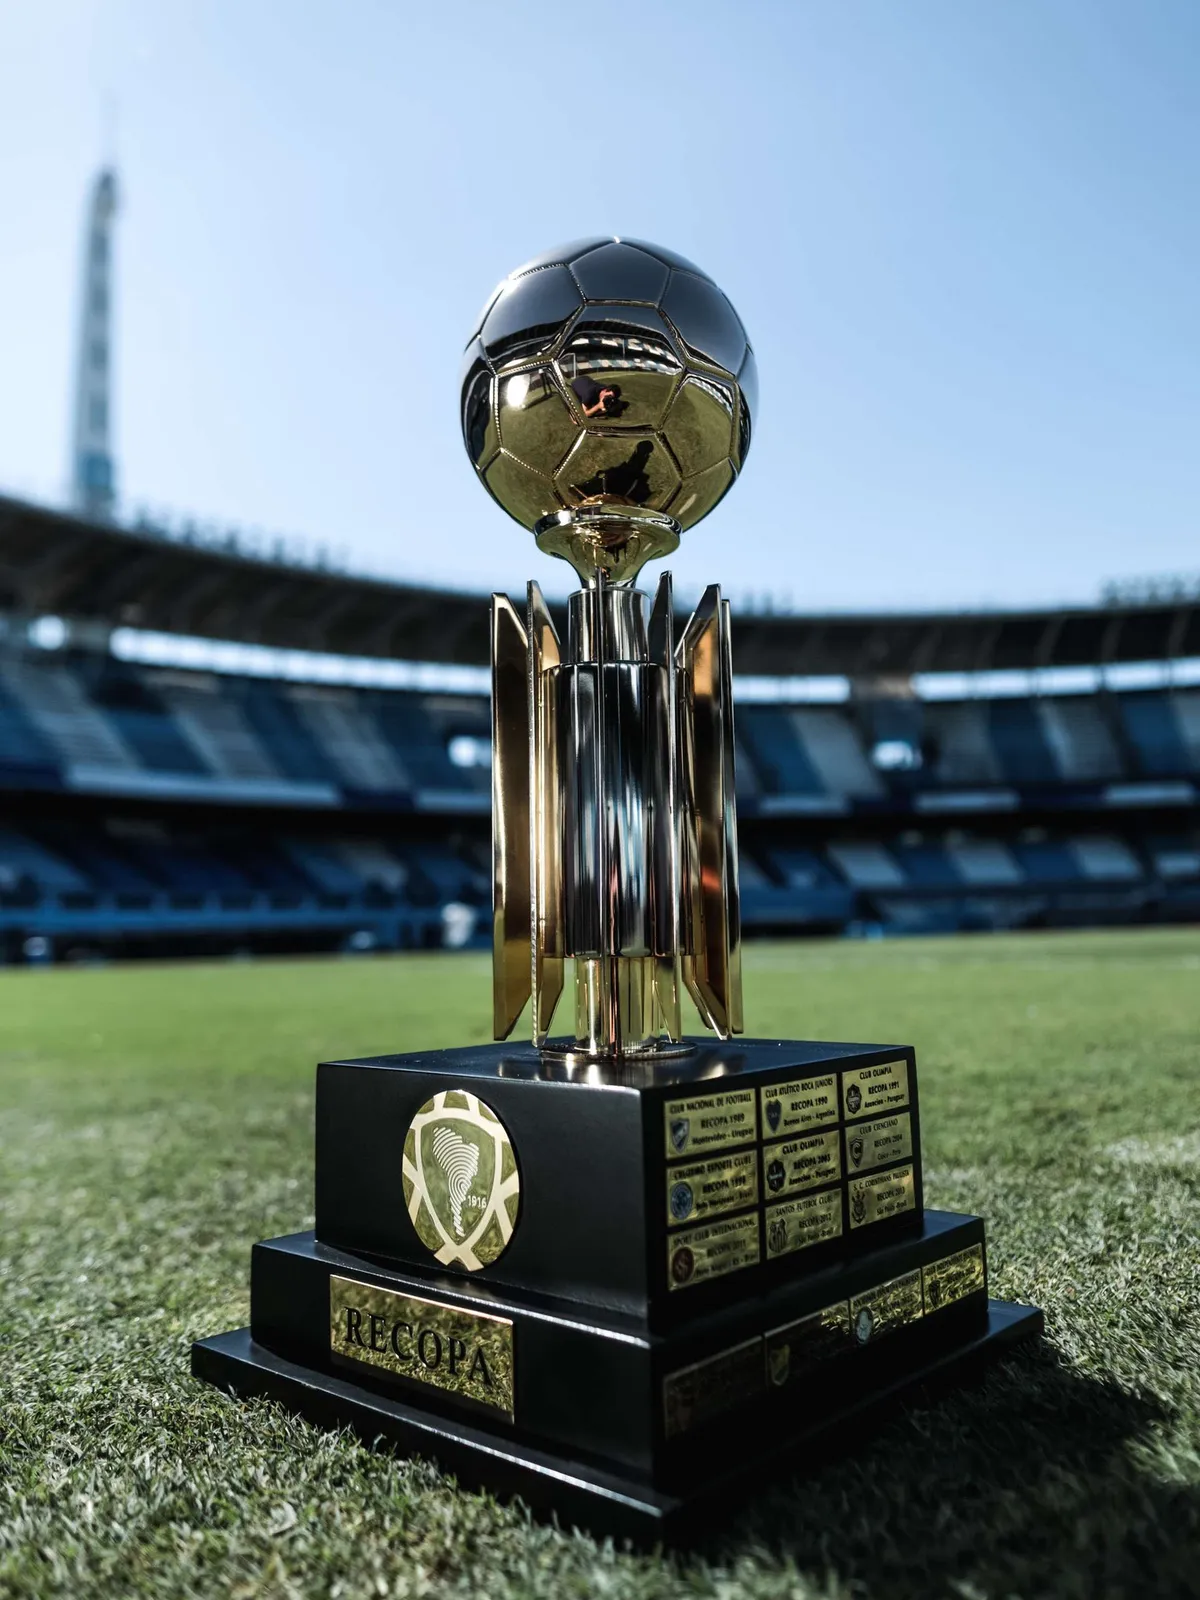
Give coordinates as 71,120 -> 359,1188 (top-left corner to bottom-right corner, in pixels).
2,485 -> 1198,962
3,47 -> 1199,1599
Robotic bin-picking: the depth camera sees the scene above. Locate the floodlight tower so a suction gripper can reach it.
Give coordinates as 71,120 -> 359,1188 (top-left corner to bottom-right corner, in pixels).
70,169 -> 119,518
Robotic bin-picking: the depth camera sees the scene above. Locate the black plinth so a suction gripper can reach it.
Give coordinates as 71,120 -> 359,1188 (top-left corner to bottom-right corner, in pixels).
193,1038 -> 1042,1538
193,1299 -> 1042,1542
315,1038 -> 925,1327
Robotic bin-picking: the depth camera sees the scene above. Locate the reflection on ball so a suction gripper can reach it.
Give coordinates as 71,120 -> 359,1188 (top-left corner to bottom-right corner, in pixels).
461,238 -> 755,534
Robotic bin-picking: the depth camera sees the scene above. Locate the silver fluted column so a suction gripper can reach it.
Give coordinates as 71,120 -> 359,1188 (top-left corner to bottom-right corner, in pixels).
491,516 -> 742,1058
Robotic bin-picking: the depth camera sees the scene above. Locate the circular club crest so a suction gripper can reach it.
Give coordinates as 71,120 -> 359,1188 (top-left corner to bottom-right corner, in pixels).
402,1091 -> 520,1271
670,1245 -> 696,1285
669,1180 -> 695,1223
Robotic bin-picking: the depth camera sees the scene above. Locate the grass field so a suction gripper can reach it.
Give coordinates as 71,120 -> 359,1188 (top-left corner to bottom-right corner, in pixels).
2,928 -> 1198,1599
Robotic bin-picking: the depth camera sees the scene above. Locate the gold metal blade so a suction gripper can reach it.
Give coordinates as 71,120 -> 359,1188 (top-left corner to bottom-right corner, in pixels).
491,593 -> 531,1039
528,581 -> 564,1044
720,597 -> 744,1033
677,583 -> 742,1037
649,572 -> 682,1042
654,955 -> 682,1042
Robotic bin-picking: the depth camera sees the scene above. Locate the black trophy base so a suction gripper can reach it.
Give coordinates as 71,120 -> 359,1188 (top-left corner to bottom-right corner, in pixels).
193,1298 -> 1040,1542
193,1028 -> 1043,1539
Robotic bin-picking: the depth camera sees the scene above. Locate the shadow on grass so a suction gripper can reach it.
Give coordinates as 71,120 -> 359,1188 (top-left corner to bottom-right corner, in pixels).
713,1342 -> 1196,1599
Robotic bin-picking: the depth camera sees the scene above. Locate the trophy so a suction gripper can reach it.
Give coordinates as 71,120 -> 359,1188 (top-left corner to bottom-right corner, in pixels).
194,239 -> 1041,1537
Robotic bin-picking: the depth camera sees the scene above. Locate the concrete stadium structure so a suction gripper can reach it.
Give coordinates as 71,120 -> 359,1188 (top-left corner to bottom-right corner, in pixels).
1,491 -> 1198,963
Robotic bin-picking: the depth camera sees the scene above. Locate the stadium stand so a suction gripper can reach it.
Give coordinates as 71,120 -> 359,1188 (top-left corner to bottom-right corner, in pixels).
1,492 -> 1198,961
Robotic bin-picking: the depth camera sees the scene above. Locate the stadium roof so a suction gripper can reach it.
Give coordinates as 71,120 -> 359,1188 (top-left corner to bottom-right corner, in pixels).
2,493 -> 1198,677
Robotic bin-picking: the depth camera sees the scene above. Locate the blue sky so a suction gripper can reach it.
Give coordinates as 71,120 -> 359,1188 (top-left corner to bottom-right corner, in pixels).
0,1 -> 1197,611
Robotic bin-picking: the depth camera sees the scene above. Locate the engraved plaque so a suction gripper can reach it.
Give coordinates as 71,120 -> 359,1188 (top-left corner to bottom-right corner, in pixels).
329,1274 -> 515,1420
763,1186 -> 843,1260
664,1088 -> 758,1159
667,1210 -> 760,1291
764,1301 -> 851,1389
923,1243 -> 986,1313
760,1072 -> 838,1137
841,1058 -> 910,1120
761,1128 -> 841,1198
662,1336 -> 763,1438
667,1149 -> 759,1228
849,1269 -> 924,1346
844,1111 -> 913,1175
847,1162 -> 916,1230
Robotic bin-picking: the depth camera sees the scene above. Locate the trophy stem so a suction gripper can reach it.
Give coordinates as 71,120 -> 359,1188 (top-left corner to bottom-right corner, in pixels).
565,572 -> 662,1057
491,552 -> 744,1060
572,956 -> 660,1057
533,506 -> 680,588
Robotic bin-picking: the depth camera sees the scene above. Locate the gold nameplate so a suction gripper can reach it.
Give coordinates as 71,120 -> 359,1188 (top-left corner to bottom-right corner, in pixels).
848,1163 -> 916,1229
923,1243 -> 986,1313
329,1274 -> 515,1421
760,1073 -> 838,1137
764,1300 -> 850,1389
842,1059 -> 910,1121
667,1210 -> 760,1290
844,1112 -> 913,1176
662,1337 -> 763,1438
762,1128 -> 841,1198
664,1088 -> 758,1159
667,1149 -> 759,1228
764,1186 -> 843,1259
849,1269 -> 923,1346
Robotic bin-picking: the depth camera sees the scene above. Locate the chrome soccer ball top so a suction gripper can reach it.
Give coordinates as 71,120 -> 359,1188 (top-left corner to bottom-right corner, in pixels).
460,238 -> 755,534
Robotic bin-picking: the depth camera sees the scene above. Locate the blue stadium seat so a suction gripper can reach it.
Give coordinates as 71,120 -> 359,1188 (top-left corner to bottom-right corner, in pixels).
736,706 -> 824,795
987,700 -> 1060,785
235,680 -> 344,785
282,839 -> 369,896
216,836 -> 318,898
288,687 -> 407,791
154,676 -> 282,782
1145,831 -> 1200,881
1068,835 -> 1143,882
0,678 -> 59,773
0,653 -> 140,773
84,659 -> 209,775
114,832 -> 256,897
944,837 -> 1024,886
825,841 -> 907,890
394,841 -> 487,906
768,846 -> 844,889
1036,697 -> 1123,782
791,710 -> 883,798
28,823 -> 161,896
371,694 -> 484,793
924,704 -> 1003,787
1011,838 -> 1083,885
892,839 -> 962,888
0,825 -> 89,894
1174,691 -> 1200,773
1115,693 -> 1189,778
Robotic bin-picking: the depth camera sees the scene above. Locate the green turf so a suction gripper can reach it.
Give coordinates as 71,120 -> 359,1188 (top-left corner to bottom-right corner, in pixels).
2,928 -> 1198,1598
